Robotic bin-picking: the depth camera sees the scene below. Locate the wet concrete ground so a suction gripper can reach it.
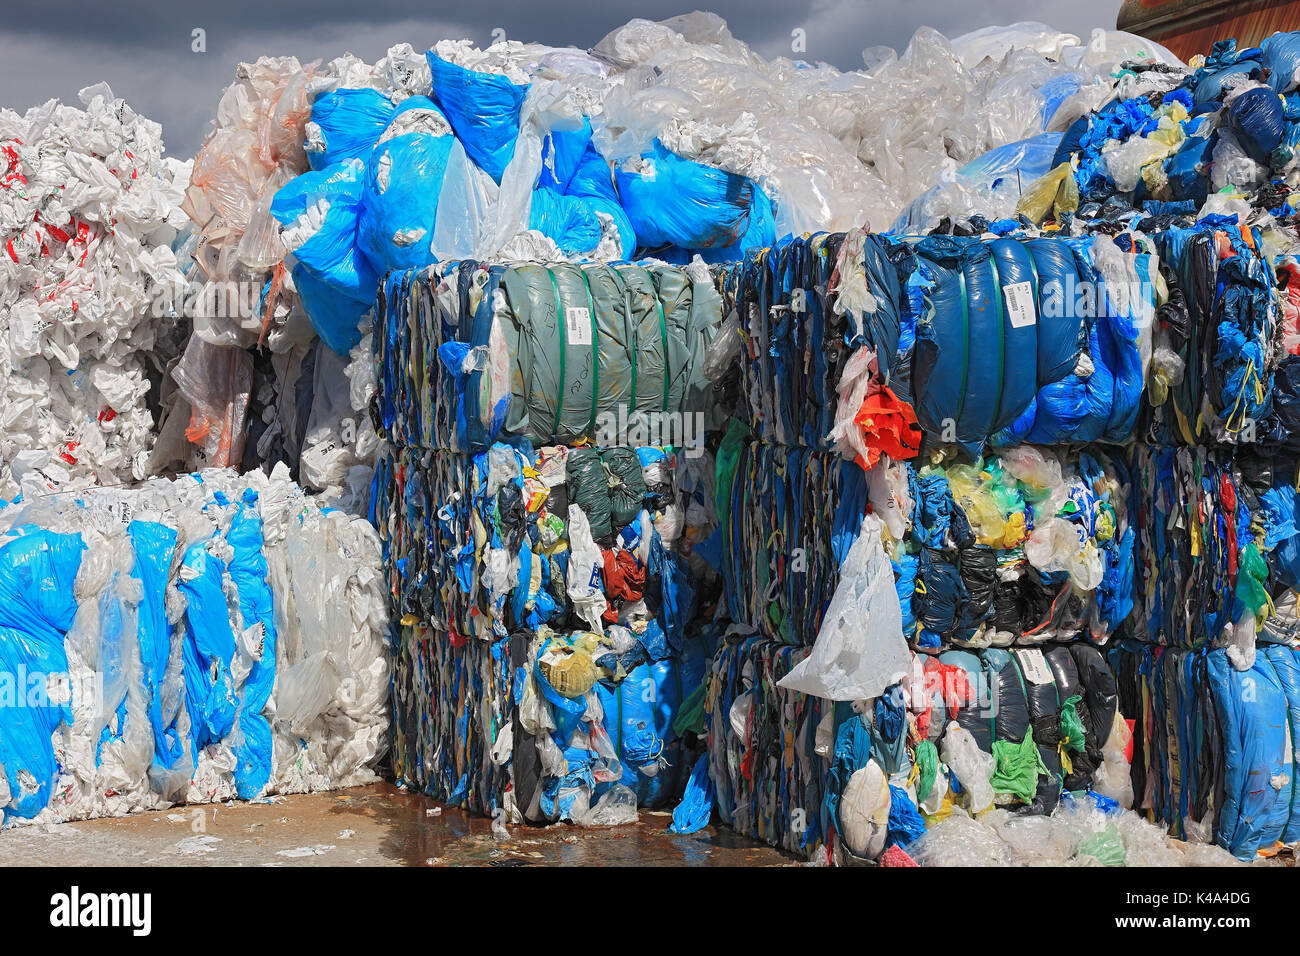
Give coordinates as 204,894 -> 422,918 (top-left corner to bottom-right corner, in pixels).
0,782 -> 798,866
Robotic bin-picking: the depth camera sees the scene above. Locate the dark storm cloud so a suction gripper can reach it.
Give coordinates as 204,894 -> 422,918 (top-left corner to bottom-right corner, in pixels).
0,0 -> 1122,157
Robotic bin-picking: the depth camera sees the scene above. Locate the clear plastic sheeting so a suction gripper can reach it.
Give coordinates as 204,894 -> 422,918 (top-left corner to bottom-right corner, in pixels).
0,465 -> 389,826
592,16 -> 1176,237
173,49 -> 425,482
0,85 -> 190,500
910,803 -> 1243,866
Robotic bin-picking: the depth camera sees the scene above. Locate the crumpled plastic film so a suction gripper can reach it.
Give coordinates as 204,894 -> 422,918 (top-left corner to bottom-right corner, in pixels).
0,85 -> 190,500
909,802 -> 1239,866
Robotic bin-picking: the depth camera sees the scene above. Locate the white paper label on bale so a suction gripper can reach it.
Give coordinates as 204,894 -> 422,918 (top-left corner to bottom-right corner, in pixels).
1003,281 -> 1036,328
1015,648 -> 1053,685
566,307 -> 593,347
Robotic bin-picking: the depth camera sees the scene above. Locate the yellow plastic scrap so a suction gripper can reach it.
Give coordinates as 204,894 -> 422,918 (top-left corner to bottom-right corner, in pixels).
1016,161 -> 1079,225
538,633 -> 599,698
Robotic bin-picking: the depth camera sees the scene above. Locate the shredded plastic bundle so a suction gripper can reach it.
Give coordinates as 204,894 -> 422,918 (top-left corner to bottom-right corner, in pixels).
0,85 -> 190,500
0,466 -> 389,825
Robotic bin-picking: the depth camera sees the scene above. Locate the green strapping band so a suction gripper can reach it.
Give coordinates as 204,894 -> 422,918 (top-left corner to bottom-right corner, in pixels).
656,298 -> 670,413
547,269 -> 566,440
986,249 -> 1006,438
621,272 -> 637,412
956,269 -> 970,427
578,267 -> 600,438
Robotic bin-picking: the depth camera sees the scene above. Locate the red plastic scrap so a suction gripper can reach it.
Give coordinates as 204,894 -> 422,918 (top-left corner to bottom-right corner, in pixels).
852,386 -> 921,470
878,844 -> 918,867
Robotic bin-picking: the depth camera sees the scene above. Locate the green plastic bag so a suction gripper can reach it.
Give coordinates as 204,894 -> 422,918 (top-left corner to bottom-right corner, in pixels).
990,730 -> 1049,805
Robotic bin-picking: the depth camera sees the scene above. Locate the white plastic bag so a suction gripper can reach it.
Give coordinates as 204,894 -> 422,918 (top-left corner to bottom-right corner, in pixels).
838,759 -> 890,858
564,505 -> 608,632
777,514 -> 910,700
941,722 -> 995,814
1091,711 -> 1134,809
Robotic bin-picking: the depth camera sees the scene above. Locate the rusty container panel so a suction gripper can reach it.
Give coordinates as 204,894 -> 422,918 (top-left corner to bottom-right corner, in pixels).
1119,0 -> 1300,61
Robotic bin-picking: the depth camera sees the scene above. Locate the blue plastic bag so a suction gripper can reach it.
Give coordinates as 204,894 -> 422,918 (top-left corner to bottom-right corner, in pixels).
270,159 -> 378,305
427,54 -> 527,183
305,88 -> 397,171
292,264 -> 370,355
1262,31 -> 1300,95
1227,86 -> 1286,166
359,131 -> 454,274
615,141 -> 758,250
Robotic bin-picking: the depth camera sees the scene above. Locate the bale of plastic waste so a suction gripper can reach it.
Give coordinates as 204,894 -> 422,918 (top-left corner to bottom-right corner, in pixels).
0,85 -> 190,501
0,465 -> 389,826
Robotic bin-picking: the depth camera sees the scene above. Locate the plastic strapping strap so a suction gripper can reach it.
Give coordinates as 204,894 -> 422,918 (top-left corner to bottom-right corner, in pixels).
547,268 -> 566,440
986,247 -> 1006,437
657,295 -> 670,413
620,270 -> 637,412
956,269 -> 970,426
577,267 -> 600,438
1026,252 -> 1041,312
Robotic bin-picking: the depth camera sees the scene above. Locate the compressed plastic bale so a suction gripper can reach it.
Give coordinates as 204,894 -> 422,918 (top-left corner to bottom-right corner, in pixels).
0,86 -> 190,497
1262,644 -> 1300,846
358,130 -> 454,274
304,88 -> 398,170
615,141 -> 757,251
491,262 -> 718,447
912,235 -> 1091,456
427,54 -> 527,183
0,467 -> 390,824
1206,647 -> 1292,859
0,531 -> 84,822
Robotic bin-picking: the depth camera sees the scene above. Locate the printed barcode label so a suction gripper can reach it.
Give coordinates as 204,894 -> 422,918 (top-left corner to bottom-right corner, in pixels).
1015,648 -> 1053,685
1003,280 -> 1036,328
566,306 -> 593,347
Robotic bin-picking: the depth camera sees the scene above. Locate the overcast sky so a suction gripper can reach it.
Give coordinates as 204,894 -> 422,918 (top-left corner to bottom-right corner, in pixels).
0,0 -> 1123,157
